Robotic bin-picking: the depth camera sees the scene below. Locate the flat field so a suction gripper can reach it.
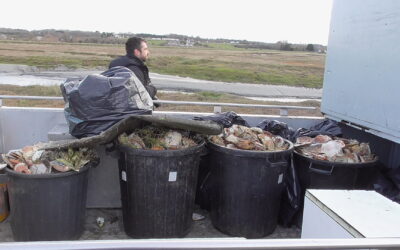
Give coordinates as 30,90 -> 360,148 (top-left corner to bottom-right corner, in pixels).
0,40 -> 325,88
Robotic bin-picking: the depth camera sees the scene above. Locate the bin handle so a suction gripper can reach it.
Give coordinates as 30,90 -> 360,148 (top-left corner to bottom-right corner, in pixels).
308,162 -> 334,175
266,158 -> 287,168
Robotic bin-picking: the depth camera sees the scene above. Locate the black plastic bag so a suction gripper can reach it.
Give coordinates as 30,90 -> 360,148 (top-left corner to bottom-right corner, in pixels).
61,66 -> 153,138
256,120 -> 295,140
257,119 -> 342,143
291,119 -> 342,141
278,157 -> 302,227
373,166 -> 400,203
193,111 -> 249,128
387,167 -> 400,191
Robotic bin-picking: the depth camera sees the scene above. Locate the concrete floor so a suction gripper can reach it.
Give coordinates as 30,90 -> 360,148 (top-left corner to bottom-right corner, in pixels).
0,208 -> 300,242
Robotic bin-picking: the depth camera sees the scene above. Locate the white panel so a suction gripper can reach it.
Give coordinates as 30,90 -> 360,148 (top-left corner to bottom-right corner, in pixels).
301,196 -> 354,239
321,0 -> 400,142
0,107 -> 66,152
305,190 -> 400,238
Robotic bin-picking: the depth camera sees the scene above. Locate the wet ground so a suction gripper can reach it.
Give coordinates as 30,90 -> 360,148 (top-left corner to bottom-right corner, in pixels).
0,64 -> 322,99
0,208 -> 301,242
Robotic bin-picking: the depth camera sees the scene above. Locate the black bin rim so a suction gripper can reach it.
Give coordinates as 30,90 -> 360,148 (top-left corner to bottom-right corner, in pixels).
4,164 -> 91,179
293,150 -> 378,168
207,139 -> 294,158
118,140 -> 205,157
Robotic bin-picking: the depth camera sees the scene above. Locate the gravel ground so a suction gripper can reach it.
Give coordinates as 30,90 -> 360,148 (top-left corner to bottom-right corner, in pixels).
0,208 -> 300,242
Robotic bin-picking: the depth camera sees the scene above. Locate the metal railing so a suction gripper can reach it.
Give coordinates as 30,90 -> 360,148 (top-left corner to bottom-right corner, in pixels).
0,95 -> 316,116
1,238 -> 400,249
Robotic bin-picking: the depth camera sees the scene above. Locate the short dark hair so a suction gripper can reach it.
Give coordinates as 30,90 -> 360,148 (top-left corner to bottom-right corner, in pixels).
125,37 -> 147,55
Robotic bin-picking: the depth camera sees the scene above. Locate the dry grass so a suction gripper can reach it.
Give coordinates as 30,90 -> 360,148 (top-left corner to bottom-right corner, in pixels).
0,41 -> 324,67
150,47 -> 324,68
0,40 -> 325,87
0,42 -> 120,59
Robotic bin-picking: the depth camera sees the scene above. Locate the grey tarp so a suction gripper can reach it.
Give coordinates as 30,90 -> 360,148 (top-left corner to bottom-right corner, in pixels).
61,66 -> 154,138
40,115 -> 222,150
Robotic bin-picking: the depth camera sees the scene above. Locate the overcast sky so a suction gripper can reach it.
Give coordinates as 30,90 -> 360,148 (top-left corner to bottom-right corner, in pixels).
1,0 -> 333,45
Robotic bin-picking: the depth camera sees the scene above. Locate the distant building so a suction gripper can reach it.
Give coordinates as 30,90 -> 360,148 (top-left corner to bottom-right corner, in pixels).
115,34 -> 128,39
185,39 -> 194,47
163,38 -> 180,46
314,44 -> 327,53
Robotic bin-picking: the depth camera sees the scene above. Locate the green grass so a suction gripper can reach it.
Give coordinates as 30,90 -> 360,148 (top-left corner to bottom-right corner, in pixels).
147,40 -> 168,46
197,91 -> 224,100
0,48 -> 46,52
148,56 -> 323,88
203,43 -> 238,50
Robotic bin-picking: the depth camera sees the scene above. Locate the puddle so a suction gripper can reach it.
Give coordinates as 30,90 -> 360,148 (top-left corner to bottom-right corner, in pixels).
0,74 -> 65,86
246,96 -> 321,103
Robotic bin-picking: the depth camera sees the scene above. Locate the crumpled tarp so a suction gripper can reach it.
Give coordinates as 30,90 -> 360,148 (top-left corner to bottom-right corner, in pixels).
194,111 -> 250,128
278,157 -> 302,227
256,120 -> 295,140
291,119 -> 343,141
373,166 -> 400,203
257,119 -> 343,142
61,66 -> 153,138
40,115 -> 223,150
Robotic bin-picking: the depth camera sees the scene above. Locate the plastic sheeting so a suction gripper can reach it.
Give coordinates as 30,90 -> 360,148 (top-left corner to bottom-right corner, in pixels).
291,119 -> 343,141
193,111 -> 250,128
278,157 -> 302,227
373,166 -> 400,203
256,120 -> 295,140
256,119 -> 343,142
61,66 -> 153,138
41,115 -> 222,151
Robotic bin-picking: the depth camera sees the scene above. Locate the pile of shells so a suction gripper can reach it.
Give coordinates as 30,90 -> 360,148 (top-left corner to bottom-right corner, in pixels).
209,124 -> 290,151
1,144 -> 97,174
295,135 -> 376,163
118,126 -> 199,150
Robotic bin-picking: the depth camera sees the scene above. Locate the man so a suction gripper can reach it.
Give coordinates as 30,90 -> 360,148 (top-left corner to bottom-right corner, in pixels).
109,37 -> 157,100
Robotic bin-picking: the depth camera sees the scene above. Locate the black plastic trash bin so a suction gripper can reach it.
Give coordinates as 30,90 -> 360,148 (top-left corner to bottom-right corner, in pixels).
293,151 -> 377,226
5,165 -> 90,241
207,140 -> 294,238
294,151 -> 377,191
118,141 -> 204,238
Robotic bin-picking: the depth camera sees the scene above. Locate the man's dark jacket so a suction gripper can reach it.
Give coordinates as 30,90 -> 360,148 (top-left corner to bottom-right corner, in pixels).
109,55 -> 157,98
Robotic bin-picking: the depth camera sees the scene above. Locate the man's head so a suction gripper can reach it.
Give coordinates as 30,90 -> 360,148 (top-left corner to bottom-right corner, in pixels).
125,37 -> 149,62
